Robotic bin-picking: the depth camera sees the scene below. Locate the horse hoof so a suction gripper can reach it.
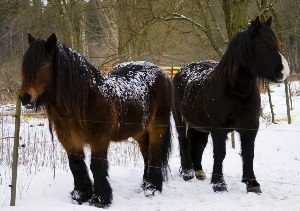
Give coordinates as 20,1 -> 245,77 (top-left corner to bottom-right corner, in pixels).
143,181 -> 160,197
144,188 -> 158,197
195,170 -> 206,180
90,202 -> 106,208
71,189 -> 92,205
243,179 -> 262,194
89,194 -> 112,208
247,186 -> 262,194
180,168 -> 194,181
212,182 -> 228,192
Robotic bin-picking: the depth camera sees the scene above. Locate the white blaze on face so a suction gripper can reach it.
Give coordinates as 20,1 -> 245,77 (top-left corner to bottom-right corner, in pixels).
279,52 -> 290,81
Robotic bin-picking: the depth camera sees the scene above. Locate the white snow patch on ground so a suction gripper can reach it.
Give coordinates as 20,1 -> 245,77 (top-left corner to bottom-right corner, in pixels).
1,82 -> 300,210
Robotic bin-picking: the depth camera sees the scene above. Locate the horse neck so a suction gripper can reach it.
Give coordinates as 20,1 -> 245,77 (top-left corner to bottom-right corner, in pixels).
215,55 -> 258,96
215,30 -> 259,90
52,46 -> 107,119
226,66 -> 258,98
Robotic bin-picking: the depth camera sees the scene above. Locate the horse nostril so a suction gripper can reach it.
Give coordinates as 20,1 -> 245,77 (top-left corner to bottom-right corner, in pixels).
20,93 -> 31,105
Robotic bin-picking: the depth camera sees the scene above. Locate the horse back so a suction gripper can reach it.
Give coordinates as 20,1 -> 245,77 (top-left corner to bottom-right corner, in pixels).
104,61 -> 172,141
172,61 -> 217,130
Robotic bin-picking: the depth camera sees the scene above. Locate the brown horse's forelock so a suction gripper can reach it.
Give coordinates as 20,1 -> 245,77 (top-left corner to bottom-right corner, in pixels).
22,39 -> 48,87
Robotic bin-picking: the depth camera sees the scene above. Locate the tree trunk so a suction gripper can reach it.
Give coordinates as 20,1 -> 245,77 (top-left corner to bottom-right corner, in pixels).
69,0 -> 88,56
116,0 -> 131,61
222,0 -> 250,40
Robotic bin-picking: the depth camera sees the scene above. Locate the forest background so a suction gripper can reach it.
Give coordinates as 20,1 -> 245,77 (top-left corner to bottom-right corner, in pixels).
0,0 -> 299,101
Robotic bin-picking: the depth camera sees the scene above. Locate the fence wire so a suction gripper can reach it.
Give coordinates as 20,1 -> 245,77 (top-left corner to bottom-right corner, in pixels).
1,88 -> 300,207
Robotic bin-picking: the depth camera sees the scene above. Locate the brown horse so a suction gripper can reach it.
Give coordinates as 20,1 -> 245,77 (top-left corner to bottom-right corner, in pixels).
19,33 -> 172,208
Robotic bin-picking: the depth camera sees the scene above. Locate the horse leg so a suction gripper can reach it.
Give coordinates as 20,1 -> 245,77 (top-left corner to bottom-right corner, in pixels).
189,128 -> 208,180
239,129 -> 261,193
176,124 -> 194,181
172,103 -> 193,180
173,113 -> 193,181
144,125 -> 166,196
89,142 -> 112,208
136,132 -> 149,189
67,149 -> 93,204
211,130 -> 227,192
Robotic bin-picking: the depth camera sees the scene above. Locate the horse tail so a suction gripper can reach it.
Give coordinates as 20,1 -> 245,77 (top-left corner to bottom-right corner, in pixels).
161,117 -> 172,181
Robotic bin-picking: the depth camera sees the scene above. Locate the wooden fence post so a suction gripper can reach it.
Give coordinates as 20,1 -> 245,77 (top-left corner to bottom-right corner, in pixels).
266,81 -> 276,123
284,79 -> 292,124
288,78 -> 293,110
10,96 -> 21,206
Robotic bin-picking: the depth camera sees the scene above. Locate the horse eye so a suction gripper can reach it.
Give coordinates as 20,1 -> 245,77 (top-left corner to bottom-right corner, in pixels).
257,42 -> 267,48
41,63 -> 50,69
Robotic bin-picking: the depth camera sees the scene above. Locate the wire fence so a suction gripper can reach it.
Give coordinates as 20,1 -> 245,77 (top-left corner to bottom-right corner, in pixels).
1,78 -> 300,207
1,107 -> 300,168
1,110 -> 300,207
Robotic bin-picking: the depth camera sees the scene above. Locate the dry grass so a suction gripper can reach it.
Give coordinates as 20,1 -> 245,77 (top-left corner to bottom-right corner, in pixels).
0,105 -> 142,206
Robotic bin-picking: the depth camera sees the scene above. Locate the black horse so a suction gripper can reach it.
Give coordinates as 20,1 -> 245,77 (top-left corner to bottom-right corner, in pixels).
172,17 -> 290,193
19,34 -> 172,207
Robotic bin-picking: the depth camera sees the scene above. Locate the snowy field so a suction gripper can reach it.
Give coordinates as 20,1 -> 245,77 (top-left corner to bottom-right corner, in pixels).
1,81 -> 300,211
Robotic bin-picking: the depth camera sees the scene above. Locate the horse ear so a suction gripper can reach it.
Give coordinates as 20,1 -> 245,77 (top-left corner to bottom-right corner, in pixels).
253,16 -> 261,29
265,16 -> 272,26
28,33 -> 35,45
250,16 -> 261,36
46,33 -> 57,55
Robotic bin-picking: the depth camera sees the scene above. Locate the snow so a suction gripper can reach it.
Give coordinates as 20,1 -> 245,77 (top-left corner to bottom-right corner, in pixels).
58,44 -> 89,70
177,61 -> 216,85
96,61 -> 167,126
1,82 -> 300,210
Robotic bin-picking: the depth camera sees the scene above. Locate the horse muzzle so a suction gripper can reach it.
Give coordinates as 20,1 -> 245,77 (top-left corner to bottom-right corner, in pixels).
19,93 -> 37,109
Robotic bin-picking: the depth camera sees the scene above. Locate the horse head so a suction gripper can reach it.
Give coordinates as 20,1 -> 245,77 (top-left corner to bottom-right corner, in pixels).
19,33 -> 57,109
248,16 -> 290,82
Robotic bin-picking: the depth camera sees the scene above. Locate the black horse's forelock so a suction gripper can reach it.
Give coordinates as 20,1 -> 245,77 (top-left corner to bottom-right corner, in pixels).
259,24 -> 280,50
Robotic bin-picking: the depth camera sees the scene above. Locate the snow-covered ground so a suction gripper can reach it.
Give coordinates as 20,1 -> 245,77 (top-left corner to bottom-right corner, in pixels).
1,82 -> 300,211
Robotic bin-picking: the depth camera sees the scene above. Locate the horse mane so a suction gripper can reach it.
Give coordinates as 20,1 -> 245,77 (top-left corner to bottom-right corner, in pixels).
214,22 -> 280,79
53,44 -> 100,122
214,31 -> 252,78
